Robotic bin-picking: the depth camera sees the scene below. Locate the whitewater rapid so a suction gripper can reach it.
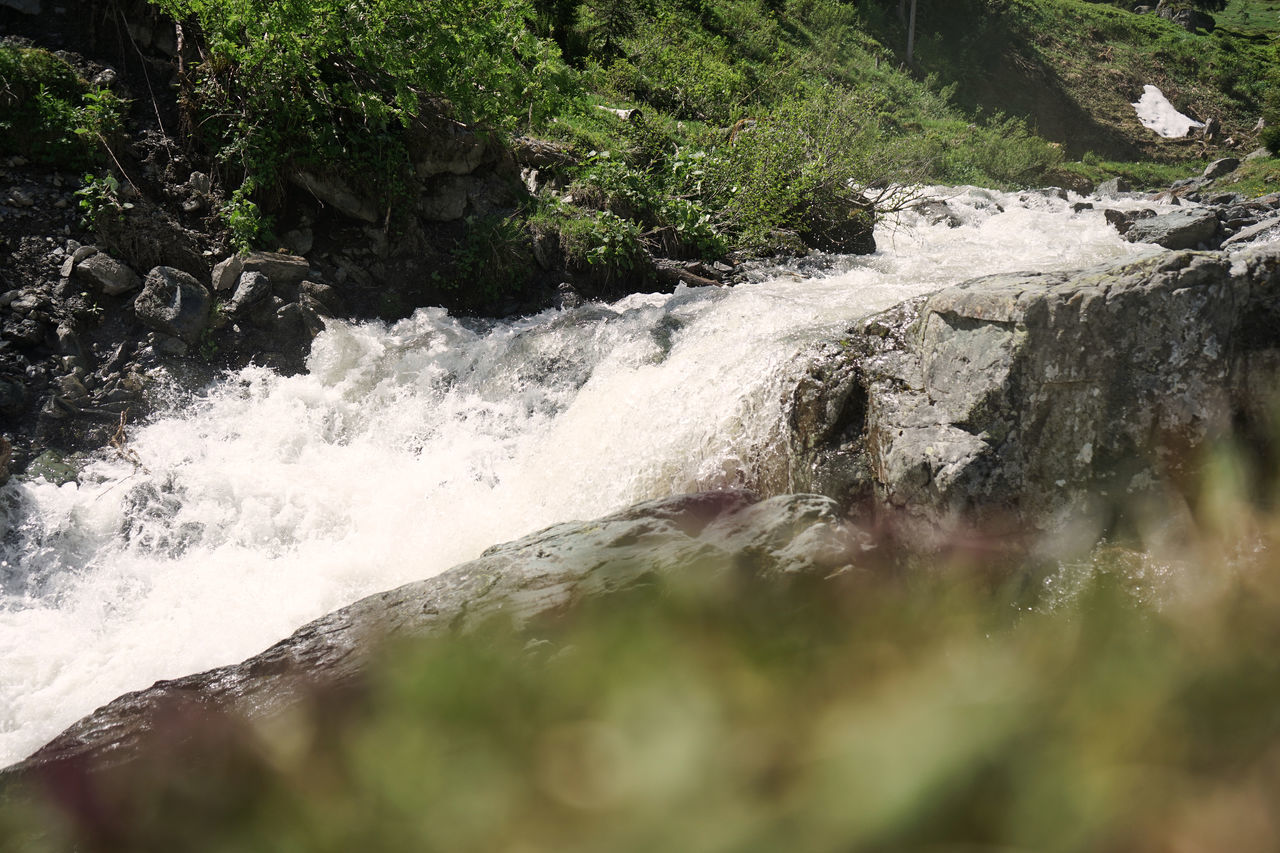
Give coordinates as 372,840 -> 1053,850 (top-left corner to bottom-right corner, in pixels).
0,188 -> 1168,767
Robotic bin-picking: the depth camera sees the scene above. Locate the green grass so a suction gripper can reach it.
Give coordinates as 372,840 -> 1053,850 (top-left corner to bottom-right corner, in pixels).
1210,153 -> 1280,196
1060,155 -> 1211,189
1216,0 -> 1280,34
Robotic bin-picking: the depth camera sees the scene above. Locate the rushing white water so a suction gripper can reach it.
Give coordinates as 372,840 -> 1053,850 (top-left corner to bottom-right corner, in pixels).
0,188 -> 1169,767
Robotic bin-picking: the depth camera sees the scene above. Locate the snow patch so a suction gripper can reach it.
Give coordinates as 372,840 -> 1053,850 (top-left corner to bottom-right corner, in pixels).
1132,85 -> 1204,139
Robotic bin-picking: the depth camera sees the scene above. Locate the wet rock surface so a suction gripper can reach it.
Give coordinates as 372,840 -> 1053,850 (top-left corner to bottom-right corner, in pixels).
790,245 -> 1280,541
3,490 -> 860,776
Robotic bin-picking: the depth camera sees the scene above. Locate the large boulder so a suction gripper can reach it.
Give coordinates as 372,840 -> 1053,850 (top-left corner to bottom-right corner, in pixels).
6,491 -> 859,776
133,266 -> 213,344
1124,208 -> 1219,249
788,247 -> 1280,537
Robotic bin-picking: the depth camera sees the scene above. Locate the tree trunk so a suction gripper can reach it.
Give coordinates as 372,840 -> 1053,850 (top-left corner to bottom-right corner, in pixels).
906,0 -> 918,66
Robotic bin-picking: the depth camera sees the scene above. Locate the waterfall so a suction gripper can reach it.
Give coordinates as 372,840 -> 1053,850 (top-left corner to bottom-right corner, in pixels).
0,187 -> 1167,767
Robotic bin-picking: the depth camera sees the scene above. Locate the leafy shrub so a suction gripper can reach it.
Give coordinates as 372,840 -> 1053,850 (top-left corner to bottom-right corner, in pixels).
698,90 -> 903,255
152,0 -> 579,244
448,214 -> 535,304
0,46 -> 126,168
74,172 -> 123,231
530,201 -> 652,292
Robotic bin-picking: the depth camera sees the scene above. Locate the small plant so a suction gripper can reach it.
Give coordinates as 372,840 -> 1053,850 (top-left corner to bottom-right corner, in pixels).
74,173 -> 122,231
221,180 -> 272,252
450,214 -> 533,303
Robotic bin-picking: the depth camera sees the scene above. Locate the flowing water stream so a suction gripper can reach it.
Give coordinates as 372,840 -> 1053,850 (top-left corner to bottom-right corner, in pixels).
0,188 -> 1169,767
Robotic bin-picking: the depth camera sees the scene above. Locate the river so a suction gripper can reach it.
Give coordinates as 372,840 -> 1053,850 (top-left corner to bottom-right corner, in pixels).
0,187 -> 1167,768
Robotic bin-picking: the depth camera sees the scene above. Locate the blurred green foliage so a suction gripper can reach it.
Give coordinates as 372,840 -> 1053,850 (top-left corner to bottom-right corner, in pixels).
7,468 -> 1280,851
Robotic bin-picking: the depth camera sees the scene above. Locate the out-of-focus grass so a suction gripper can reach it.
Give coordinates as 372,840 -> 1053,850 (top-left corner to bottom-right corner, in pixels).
6,454 -> 1280,851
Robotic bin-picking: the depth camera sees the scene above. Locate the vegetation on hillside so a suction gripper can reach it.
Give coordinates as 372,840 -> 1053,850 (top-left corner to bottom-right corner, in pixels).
4,0 -> 1279,302
0,45 -> 126,169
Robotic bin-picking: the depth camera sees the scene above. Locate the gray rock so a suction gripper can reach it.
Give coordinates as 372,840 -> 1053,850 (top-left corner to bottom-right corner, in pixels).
1096,177 -> 1131,198
0,0 -> 41,14
134,266 -> 213,344
289,170 -> 379,223
210,255 -> 244,292
25,450 -> 79,486
187,172 -> 211,195
299,280 -> 344,316
419,175 -> 473,221
1202,158 -> 1240,181
1246,147 -> 1273,162
512,136 -> 574,170
241,252 -> 310,286
412,122 -> 494,178
74,253 -> 141,296
1222,212 -> 1280,247
789,248 -> 1280,538
226,271 -> 272,314
1124,208 -> 1219,249
8,491 -> 858,775
913,199 -> 961,227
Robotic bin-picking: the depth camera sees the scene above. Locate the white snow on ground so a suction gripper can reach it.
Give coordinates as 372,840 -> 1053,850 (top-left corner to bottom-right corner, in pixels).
1132,84 -> 1205,138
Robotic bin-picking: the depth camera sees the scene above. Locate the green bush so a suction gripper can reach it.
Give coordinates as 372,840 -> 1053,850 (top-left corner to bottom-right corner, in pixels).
151,0 -> 579,243
698,90 -> 901,254
0,46 -> 125,168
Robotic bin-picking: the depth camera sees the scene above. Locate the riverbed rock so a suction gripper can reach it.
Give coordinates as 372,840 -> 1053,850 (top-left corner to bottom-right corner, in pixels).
226,270 -> 272,315
6,490 -> 861,776
133,266 -> 212,344
210,254 -> 244,292
1124,208 -> 1219,249
241,252 -> 310,287
789,247 -> 1280,540
73,252 -> 140,296
1096,177 -> 1131,198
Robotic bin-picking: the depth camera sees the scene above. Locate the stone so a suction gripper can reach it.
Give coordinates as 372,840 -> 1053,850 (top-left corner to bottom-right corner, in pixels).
788,247 -> 1280,538
134,266 -> 213,344
91,68 -> 118,89
512,136 -> 574,170
210,255 -> 244,292
1221,212 -> 1280,247
299,280 -> 344,316
419,175 -> 472,221
1124,208 -> 1219,249
73,253 -> 141,296
282,227 -> 314,256
8,491 -> 859,775
1246,147 -> 1273,162
241,252 -> 310,286
1202,158 -> 1240,181
289,170 -> 379,223
913,199 -> 962,227
25,450 -> 79,486
1095,177 -> 1131,198
0,0 -> 41,13
187,172 -> 211,195
226,271 -> 272,314
410,120 -> 494,178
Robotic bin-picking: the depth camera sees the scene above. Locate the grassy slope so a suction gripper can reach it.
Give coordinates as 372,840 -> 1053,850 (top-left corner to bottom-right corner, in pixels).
879,0 -> 1276,162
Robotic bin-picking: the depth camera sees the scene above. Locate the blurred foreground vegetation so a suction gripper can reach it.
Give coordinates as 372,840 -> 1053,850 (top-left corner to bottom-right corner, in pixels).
5,452 -> 1280,851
